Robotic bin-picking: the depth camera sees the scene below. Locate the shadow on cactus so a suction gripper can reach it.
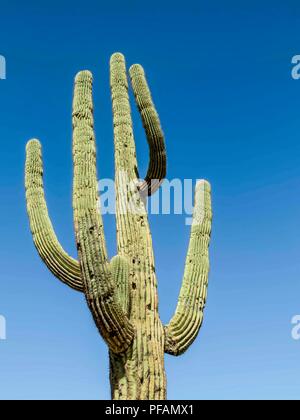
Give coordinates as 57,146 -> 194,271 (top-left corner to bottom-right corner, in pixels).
25,52 -> 212,400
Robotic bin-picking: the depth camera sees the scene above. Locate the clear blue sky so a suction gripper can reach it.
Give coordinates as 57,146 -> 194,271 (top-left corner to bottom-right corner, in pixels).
0,0 -> 300,400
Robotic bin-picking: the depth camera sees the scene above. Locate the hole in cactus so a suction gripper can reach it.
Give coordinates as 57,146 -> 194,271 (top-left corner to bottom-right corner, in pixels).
132,282 -> 136,290
102,290 -> 113,302
147,304 -> 151,310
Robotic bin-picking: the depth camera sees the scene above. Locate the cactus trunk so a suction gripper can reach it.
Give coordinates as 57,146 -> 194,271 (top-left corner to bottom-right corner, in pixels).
109,172 -> 166,398
109,266 -> 166,400
25,52 -> 212,400
109,53 -> 166,399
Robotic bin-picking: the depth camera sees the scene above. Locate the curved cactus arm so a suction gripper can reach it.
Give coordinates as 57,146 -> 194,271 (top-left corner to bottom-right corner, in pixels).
25,139 -> 83,292
164,180 -> 212,356
129,64 -> 166,196
72,70 -> 134,354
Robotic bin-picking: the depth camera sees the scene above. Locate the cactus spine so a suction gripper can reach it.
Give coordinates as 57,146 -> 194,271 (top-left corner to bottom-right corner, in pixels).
25,53 -> 212,400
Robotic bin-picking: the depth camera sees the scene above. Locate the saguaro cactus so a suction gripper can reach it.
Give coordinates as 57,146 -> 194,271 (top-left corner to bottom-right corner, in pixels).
25,53 -> 212,400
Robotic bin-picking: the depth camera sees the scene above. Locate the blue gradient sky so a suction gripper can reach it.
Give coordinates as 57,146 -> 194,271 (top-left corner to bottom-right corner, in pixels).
1,0 -> 300,400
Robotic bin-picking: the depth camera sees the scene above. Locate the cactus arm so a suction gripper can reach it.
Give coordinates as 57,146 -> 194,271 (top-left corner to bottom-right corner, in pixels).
25,139 -> 83,292
72,70 -> 134,354
164,180 -> 212,356
129,64 -> 166,196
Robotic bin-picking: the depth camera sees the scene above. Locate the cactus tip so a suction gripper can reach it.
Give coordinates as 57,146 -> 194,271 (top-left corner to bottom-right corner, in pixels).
110,52 -> 125,64
75,70 -> 93,83
129,63 -> 144,76
196,179 -> 211,192
26,138 -> 41,151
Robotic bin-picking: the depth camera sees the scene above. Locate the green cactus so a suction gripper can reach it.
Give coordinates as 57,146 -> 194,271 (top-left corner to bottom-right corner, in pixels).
25,52 -> 212,400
